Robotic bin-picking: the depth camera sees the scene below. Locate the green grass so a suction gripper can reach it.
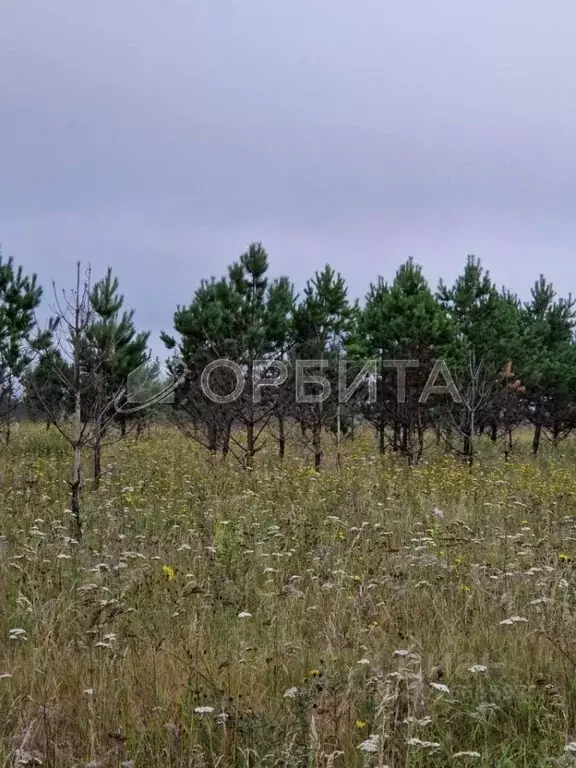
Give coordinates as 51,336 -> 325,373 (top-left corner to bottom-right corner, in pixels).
1,424 -> 576,766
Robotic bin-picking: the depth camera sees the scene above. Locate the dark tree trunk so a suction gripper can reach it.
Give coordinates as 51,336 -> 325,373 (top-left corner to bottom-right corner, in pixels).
463,429 -> 471,462
208,421 -> 218,452
416,412 -> 424,463
401,425 -> 409,457
245,362 -> 255,469
246,421 -> 255,467
393,419 -> 400,452
222,420 -> 231,458
312,419 -> 322,471
93,439 -> 102,489
532,422 -> 541,455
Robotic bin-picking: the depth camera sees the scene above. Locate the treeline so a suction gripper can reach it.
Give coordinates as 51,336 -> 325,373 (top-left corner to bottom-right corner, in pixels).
158,244 -> 574,468
1,243 -> 575,532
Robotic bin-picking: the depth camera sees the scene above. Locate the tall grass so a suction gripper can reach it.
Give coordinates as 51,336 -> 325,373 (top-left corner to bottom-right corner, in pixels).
1,424 -> 576,766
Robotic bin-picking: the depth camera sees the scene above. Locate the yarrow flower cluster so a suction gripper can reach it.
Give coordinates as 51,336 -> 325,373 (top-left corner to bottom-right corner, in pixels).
358,734 -> 379,753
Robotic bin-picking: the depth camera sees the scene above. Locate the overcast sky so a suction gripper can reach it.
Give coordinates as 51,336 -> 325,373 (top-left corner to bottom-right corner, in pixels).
1,0 -> 576,356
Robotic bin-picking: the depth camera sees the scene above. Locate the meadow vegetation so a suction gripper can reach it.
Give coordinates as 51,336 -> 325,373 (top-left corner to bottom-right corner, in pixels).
2,425 -> 576,767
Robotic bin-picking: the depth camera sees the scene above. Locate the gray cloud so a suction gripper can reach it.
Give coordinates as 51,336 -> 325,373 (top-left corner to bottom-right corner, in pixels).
1,0 -> 576,356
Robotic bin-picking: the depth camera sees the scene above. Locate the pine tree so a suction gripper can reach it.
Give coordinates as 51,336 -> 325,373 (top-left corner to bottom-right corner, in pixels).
0,249 -> 52,443
521,275 -> 576,453
86,268 -> 150,485
225,244 -> 294,465
163,275 -> 237,453
292,265 -> 354,470
357,259 -> 452,460
164,243 -> 294,465
437,255 -> 523,460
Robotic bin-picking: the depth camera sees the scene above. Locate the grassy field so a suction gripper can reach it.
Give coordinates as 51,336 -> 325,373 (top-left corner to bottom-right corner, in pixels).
2,425 -> 576,766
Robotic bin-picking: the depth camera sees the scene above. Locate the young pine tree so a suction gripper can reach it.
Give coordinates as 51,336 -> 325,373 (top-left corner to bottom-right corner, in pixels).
437,255 -> 523,460
86,268 -> 150,486
357,258 -> 452,460
292,265 -> 354,470
0,250 -> 53,444
164,243 -> 294,466
521,275 -> 576,453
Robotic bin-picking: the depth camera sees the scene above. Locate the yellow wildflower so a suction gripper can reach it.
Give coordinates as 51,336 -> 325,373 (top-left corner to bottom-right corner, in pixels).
162,564 -> 175,582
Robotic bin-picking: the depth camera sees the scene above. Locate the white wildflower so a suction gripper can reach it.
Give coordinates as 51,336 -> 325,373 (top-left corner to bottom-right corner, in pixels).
357,658 -> 371,665
407,737 -> 441,749
194,706 -> 214,715
453,751 -> 481,758
430,682 -> 450,694
14,748 -> 44,765
94,633 -> 116,648
499,615 -> 527,625
358,734 -> 379,753
9,628 -> 26,641
283,687 -> 299,699
468,665 -> 488,674
403,716 -> 432,726
418,716 -> 432,726
237,611 -> 252,619
529,597 -> 552,606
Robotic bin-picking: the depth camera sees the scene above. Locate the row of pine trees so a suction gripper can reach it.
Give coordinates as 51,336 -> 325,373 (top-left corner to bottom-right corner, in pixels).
160,243 -> 576,468
1,243 -> 575,531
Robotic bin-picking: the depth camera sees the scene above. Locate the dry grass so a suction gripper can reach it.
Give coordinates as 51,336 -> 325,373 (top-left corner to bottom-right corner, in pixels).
1,424 -> 576,766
